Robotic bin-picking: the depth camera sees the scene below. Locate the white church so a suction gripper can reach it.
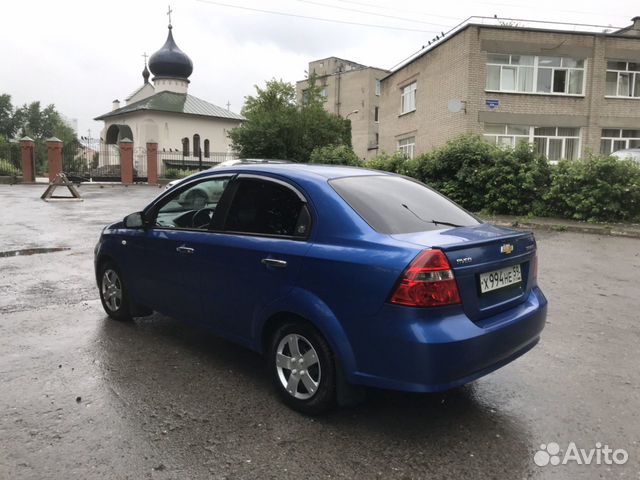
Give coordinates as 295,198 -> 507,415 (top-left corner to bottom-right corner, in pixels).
94,19 -> 244,172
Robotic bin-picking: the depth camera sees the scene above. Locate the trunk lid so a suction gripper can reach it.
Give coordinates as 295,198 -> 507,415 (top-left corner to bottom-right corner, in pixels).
391,223 -> 537,322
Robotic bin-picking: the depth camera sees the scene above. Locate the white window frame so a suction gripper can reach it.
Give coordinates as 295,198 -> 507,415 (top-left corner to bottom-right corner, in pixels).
400,82 -> 417,114
605,61 -> 640,98
375,79 -> 381,96
483,124 -> 581,161
600,128 -> 640,154
397,137 -> 416,159
485,54 -> 586,96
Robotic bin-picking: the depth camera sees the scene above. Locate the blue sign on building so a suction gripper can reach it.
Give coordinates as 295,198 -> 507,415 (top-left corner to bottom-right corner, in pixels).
486,99 -> 500,109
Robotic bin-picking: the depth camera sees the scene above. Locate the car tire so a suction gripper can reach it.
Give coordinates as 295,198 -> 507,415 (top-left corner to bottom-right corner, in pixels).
98,262 -> 132,321
269,321 -> 336,415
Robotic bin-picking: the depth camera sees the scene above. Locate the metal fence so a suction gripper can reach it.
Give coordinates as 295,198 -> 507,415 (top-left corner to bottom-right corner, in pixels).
158,150 -> 238,179
62,139 -> 146,183
0,142 -> 21,176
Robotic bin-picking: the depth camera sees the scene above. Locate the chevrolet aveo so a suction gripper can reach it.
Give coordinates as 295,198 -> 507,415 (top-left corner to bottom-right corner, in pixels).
95,164 -> 547,414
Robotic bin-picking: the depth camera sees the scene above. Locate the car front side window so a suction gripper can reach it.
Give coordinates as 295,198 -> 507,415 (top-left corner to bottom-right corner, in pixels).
223,178 -> 311,238
154,176 -> 231,230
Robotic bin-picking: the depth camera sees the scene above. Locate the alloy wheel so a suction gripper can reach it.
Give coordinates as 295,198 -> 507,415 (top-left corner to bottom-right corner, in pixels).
275,333 -> 321,400
101,269 -> 123,312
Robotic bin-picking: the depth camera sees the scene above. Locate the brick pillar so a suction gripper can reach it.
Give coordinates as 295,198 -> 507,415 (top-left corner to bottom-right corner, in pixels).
20,136 -> 35,183
146,142 -> 158,185
47,137 -> 63,183
119,138 -> 134,185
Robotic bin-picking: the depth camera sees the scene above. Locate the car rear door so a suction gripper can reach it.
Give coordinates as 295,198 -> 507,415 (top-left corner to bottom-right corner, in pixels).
197,174 -> 313,342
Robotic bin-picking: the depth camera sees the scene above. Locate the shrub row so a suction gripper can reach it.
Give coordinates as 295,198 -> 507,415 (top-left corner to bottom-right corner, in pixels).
311,136 -> 640,222
0,159 -> 21,177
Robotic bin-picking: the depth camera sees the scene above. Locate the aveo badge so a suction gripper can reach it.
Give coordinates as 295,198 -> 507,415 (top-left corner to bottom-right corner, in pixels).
500,243 -> 514,255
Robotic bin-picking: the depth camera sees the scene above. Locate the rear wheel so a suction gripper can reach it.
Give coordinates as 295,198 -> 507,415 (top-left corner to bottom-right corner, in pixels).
99,262 -> 132,321
269,321 -> 336,414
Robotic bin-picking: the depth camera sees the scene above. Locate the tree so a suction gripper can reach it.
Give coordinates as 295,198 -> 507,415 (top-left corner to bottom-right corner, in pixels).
0,93 -> 78,174
229,77 -> 351,162
0,94 -> 14,138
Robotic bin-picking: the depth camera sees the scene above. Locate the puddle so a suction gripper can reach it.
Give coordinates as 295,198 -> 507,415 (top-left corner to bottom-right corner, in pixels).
0,247 -> 71,258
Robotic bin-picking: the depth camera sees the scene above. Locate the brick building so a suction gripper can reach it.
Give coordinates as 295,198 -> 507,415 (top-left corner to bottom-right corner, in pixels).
296,57 -> 389,160
378,17 -> 640,161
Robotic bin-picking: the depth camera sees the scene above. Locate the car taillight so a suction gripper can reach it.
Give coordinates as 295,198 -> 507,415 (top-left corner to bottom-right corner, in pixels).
389,249 -> 461,308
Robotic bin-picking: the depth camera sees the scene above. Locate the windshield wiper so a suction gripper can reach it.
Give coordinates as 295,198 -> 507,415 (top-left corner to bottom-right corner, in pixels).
430,219 -> 463,228
401,204 -> 463,228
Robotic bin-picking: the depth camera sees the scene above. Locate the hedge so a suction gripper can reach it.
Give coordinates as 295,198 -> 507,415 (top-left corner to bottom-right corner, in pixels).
367,134 -> 640,223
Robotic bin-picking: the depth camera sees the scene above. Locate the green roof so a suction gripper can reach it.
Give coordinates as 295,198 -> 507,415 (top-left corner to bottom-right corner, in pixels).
94,91 -> 244,121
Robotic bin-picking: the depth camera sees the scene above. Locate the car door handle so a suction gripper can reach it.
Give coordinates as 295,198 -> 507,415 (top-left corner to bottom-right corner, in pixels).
261,258 -> 287,268
176,245 -> 195,254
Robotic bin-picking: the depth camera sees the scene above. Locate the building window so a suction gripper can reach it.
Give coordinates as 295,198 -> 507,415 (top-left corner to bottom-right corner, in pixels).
375,79 -> 381,96
486,54 -> 585,95
398,137 -> 416,159
204,139 -> 210,158
483,124 -> 580,161
375,133 -> 379,146
374,106 -> 379,122
193,134 -> 201,157
320,87 -> 328,99
182,137 -> 189,157
605,61 -> 640,97
600,129 -> 640,154
400,82 -> 416,114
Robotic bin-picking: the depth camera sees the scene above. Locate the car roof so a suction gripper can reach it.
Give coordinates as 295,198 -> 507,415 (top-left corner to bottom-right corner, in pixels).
209,162 -> 391,181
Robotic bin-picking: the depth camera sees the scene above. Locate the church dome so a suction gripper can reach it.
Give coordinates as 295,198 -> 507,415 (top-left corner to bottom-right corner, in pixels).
148,26 -> 193,80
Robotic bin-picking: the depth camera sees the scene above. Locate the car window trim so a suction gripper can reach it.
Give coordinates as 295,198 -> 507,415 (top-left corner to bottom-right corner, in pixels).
220,174 -> 313,240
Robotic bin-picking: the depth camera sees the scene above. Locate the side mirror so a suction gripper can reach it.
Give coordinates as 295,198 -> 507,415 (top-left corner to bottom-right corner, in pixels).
123,211 -> 146,229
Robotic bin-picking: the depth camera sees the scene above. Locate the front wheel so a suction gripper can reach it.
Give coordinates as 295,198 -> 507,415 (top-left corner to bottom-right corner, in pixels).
269,321 -> 336,414
99,262 -> 132,321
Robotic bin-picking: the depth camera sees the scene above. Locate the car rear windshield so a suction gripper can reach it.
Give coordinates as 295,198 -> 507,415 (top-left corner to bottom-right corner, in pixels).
329,175 -> 480,234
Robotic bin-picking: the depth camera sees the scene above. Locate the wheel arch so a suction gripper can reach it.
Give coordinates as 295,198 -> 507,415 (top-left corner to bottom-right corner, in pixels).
256,288 -> 358,380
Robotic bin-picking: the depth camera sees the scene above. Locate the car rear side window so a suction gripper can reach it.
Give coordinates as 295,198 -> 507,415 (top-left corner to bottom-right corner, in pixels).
329,175 -> 480,234
224,178 -> 310,238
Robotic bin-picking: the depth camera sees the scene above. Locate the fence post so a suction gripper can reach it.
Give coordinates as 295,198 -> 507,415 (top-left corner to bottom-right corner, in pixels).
20,136 -> 35,183
119,138 -> 134,185
146,142 -> 158,185
46,137 -> 63,183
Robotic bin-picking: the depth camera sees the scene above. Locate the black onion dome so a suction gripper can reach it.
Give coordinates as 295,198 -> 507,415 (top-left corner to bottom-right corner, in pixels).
148,26 -> 193,79
142,64 -> 150,83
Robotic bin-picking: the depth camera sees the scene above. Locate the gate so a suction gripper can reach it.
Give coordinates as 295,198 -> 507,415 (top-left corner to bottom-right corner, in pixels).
62,139 -> 144,183
0,141 -> 22,177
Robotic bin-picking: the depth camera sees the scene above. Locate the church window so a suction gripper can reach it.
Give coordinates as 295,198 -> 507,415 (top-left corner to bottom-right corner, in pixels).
204,139 -> 210,158
193,134 -> 201,157
182,137 -> 189,156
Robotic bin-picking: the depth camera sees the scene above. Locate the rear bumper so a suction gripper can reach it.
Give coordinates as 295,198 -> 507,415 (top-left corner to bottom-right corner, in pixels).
348,287 -> 547,392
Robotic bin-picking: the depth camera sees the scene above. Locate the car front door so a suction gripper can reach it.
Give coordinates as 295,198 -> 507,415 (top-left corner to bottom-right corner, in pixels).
130,174 -> 233,322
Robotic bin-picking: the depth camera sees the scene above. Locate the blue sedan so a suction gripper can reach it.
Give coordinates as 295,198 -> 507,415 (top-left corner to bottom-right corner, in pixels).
94,164 -> 547,414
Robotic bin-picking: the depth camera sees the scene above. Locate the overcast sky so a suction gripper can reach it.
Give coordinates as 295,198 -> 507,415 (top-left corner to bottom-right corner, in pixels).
2,0 -> 638,138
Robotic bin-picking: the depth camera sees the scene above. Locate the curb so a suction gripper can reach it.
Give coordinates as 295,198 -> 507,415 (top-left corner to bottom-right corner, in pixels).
485,218 -> 640,240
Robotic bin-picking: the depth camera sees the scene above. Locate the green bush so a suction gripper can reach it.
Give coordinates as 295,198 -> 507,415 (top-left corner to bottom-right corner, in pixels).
415,135 -> 497,212
480,142 -> 552,216
0,159 -> 21,176
545,155 -> 640,222
164,168 -> 195,179
309,144 -> 362,166
367,151 -> 418,176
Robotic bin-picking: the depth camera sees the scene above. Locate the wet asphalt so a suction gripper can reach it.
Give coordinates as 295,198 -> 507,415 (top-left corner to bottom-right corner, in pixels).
0,184 -> 638,480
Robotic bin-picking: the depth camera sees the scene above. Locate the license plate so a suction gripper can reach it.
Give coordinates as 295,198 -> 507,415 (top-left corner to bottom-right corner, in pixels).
479,264 -> 522,293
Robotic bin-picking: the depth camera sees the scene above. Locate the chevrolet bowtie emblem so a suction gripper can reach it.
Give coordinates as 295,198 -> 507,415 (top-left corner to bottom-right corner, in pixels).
500,243 -> 514,254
